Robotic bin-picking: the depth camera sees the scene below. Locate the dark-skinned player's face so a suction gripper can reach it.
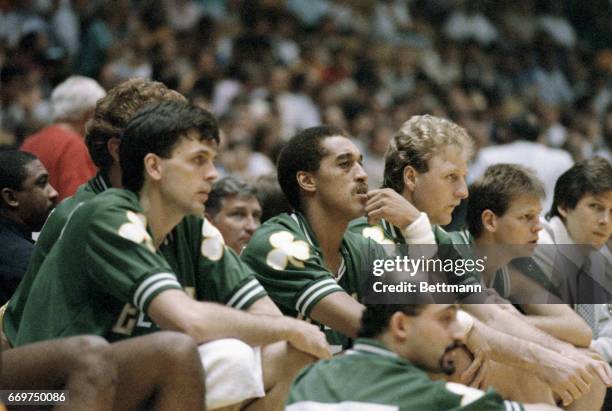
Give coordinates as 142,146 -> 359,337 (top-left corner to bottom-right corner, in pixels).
312,136 -> 368,220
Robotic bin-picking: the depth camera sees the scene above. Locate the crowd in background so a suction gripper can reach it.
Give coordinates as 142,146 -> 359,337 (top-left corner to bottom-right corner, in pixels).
1,0 -> 611,190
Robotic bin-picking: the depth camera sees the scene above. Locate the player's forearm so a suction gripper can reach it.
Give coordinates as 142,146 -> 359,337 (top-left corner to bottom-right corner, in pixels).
472,319 -> 559,373
246,296 -> 284,317
160,299 -> 295,346
524,315 -> 592,348
468,304 -> 576,355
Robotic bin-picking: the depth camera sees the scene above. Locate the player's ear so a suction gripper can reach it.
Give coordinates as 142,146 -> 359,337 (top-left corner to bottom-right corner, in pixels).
107,137 -> 121,163
389,311 -> 412,341
296,171 -> 316,194
0,188 -> 18,208
482,209 -> 497,232
402,166 -> 417,193
557,204 -> 568,219
144,153 -> 163,183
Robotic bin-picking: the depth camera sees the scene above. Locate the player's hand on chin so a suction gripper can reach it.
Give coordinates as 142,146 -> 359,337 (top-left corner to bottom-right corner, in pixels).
365,188 -> 420,228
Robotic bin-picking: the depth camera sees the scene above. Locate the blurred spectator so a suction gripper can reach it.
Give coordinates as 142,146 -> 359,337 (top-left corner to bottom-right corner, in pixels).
596,106 -> 612,162
443,1 -> 498,46
0,150 -> 57,305
21,76 -> 105,200
358,123 -> 393,189
537,2 -> 576,49
1,0 -> 611,203
470,113 -> 573,213
206,176 -> 261,253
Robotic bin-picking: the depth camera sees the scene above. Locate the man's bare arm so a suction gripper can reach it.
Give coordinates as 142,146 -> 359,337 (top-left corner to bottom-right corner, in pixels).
309,292 -> 365,339
463,304 -> 579,355
465,318 -> 596,406
246,296 -> 284,317
148,289 -> 331,359
521,304 -> 592,348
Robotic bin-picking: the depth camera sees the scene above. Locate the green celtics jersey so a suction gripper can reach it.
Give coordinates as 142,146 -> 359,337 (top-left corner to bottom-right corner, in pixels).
7,188 -> 266,346
241,212 -> 383,350
286,338 -> 524,411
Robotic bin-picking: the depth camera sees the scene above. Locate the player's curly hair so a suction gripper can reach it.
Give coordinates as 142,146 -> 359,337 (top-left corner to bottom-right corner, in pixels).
86,78 -> 186,171
383,115 -> 474,193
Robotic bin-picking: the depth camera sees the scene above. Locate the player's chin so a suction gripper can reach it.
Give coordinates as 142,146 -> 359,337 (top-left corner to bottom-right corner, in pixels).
437,213 -> 453,226
187,202 -> 205,216
351,203 -> 367,218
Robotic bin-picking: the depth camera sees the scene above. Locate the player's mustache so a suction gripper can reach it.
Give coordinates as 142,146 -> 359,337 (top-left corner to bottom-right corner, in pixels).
439,340 -> 465,375
354,184 -> 368,195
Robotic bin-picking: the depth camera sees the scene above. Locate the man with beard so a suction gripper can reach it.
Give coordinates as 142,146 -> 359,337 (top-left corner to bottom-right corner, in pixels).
286,303 -> 560,411
0,151 -> 57,304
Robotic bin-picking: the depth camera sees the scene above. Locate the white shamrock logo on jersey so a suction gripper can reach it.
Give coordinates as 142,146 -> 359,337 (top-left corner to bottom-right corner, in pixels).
362,226 -> 395,245
118,211 -> 155,252
445,382 -> 485,406
201,218 -> 225,261
266,231 -> 310,270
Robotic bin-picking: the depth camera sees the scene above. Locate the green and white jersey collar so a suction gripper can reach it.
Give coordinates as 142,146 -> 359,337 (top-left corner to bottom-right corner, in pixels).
347,338 -> 400,359
88,172 -> 111,194
290,212 -> 347,281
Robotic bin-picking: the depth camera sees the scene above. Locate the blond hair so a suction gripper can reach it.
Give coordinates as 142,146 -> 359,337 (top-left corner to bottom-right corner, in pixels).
383,115 -> 474,192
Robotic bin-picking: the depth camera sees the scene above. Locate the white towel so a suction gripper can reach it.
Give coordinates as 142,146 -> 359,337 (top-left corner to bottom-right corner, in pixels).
198,339 -> 265,410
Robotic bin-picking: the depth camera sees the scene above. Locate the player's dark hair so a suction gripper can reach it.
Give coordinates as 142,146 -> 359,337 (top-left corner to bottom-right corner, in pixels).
86,78 -> 186,171
467,164 -> 545,237
358,304 -> 425,338
207,176 -> 258,216
0,150 -> 38,208
277,125 -> 349,212
120,101 -> 219,193
547,157 -> 612,220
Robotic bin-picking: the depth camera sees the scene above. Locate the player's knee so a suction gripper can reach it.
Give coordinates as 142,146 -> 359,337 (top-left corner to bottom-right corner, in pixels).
583,376 -> 606,410
69,335 -> 117,388
150,331 -> 200,368
282,343 -> 316,376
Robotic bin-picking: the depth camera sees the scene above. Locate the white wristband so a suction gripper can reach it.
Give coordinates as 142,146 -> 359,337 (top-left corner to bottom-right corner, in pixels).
401,212 -> 436,245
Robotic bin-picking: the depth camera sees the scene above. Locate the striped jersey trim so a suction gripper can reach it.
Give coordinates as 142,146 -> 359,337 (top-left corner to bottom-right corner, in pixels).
89,173 -> 109,194
291,213 -> 315,247
227,279 -> 266,310
504,400 -> 522,411
352,343 -> 399,359
287,402 -> 397,411
133,272 -> 181,312
296,279 -> 343,316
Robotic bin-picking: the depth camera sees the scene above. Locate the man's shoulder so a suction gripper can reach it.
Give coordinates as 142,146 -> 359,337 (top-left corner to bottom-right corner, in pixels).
245,213 -> 303,247
68,189 -> 142,228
